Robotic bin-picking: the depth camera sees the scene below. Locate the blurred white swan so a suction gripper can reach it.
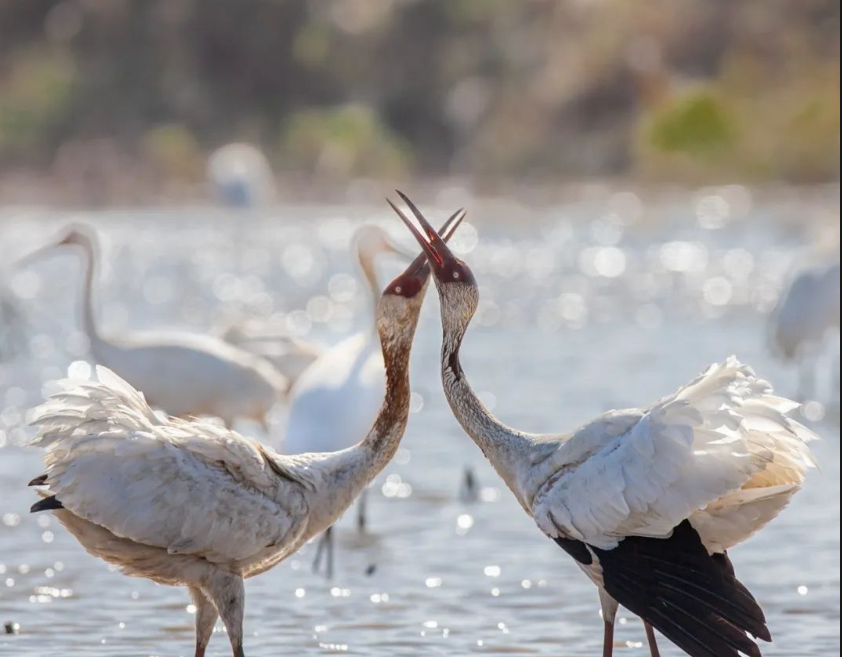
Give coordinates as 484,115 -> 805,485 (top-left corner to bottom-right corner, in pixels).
19,225 -> 287,429
769,257 -> 840,398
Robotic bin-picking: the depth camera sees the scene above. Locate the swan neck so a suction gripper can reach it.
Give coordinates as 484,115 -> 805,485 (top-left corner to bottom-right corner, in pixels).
79,240 -> 102,347
357,248 -> 381,326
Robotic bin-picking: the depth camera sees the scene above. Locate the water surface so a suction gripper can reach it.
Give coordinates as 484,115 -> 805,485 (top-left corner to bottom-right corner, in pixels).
0,191 -> 839,656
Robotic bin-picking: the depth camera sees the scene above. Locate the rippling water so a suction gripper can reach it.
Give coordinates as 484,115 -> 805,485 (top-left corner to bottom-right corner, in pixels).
0,190 -> 839,656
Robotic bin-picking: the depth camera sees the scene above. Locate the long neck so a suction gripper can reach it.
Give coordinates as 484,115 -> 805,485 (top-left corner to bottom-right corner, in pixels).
78,241 -> 102,347
440,325 -> 533,487
357,248 -> 381,328
357,334 -> 412,478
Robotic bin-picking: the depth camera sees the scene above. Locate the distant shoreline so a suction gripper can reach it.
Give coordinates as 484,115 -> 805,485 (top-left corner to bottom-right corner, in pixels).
0,171 -> 839,216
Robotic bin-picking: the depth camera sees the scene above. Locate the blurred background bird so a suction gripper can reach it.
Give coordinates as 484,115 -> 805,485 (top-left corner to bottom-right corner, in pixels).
207,143 -> 277,209
769,256 -> 841,401
0,283 -> 27,362
18,225 -> 288,430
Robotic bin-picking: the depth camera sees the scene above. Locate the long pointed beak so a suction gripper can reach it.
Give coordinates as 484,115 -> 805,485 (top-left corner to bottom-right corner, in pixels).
389,192 -> 461,273
386,207 -> 467,297
405,207 -> 467,275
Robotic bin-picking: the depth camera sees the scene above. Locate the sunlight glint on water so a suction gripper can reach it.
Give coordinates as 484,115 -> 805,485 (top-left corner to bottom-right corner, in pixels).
0,197 -> 839,656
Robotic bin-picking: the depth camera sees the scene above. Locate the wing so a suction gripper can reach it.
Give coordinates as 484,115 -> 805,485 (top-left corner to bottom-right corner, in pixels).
533,357 -> 817,550
30,367 -> 307,565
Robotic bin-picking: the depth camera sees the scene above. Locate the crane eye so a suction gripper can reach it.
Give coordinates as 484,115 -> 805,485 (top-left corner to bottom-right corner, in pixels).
395,286 -> 403,294
453,271 -> 460,280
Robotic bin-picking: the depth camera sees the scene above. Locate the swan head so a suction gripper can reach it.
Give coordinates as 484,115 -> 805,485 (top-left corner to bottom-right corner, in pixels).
16,224 -> 98,268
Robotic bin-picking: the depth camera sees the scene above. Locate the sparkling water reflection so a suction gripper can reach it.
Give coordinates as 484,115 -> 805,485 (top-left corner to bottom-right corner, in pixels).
0,193 -> 839,656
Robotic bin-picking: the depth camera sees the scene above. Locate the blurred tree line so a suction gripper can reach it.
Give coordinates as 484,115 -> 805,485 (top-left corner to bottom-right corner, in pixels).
0,0 -> 839,191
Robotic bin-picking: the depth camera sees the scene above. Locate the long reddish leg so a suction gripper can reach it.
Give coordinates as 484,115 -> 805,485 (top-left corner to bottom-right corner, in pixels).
645,622 -> 662,657
603,620 -> 615,657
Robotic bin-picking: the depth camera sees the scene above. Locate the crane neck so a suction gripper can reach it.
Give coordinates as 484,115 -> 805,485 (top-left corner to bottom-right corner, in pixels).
440,326 -> 533,487
357,332 -> 412,477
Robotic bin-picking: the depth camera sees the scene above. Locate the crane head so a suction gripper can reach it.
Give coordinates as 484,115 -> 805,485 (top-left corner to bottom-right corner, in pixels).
383,207 -> 467,300
390,191 -> 477,289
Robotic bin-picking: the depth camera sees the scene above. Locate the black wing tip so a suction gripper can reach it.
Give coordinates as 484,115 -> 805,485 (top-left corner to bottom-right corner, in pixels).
31,496 -> 63,514
28,474 -> 48,487
596,521 -> 771,657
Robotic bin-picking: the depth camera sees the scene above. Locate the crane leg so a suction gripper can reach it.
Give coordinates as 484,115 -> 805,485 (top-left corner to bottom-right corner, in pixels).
205,571 -> 246,657
644,622 -> 661,657
190,586 -> 218,657
602,620 -> 615,657
327,525 -> 335,580
599,589 -> 619,657
312,527 -> 335,579
357,489 -> 369,533
460,466 -> 479,503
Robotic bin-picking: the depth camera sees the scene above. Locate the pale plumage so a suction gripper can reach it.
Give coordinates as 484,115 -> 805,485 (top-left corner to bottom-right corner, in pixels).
0,283 -> 26,360
31,369 -> 310,571
284,333 -> 384,455
207,143 -> 277,208
282,225 -> 410,563
284,224 -> 408,455
530,358 -> 817,553
771,258 -> 840,360
28,208 -> 466,657
20,226 -> 288,428
396,195 -> 819,657
769,257 -> 840,398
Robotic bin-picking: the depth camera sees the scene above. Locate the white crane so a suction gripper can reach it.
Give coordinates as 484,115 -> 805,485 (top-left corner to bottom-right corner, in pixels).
19,226 -> 288,429
281,223 -> 425,571
396,195 -> 819,657
769,257 -> 840,399
26,211 -> 465,657
207,143 -> 277,208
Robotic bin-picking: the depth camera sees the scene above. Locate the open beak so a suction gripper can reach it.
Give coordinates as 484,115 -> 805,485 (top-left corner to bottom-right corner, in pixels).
389,191 -> 462,275
386,207 -> 467,296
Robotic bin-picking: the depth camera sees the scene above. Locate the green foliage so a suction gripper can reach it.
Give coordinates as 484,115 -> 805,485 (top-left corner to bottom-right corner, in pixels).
280,105 -> 412,178
142,124 -> 203,182
0,0 -> 838,183
648,91 -> 738,159
0,52 -> 76,158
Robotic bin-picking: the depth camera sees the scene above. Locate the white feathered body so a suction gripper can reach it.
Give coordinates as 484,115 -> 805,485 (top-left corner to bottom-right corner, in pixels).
92,332 -> 287,427
492,359 -> 817,561
283,332 -> 385,455
771,259 -> 841,360
29,369 -> 373,586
